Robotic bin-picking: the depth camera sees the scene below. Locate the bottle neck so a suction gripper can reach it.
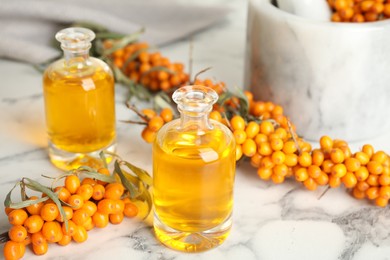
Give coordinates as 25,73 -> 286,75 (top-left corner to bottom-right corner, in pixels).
63,49 -> 90,67
179,108 -> 213,132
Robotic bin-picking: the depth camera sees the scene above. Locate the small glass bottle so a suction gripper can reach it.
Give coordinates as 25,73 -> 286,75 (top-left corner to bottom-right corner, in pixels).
43,27 -> 116,170
153,85 -> 236,252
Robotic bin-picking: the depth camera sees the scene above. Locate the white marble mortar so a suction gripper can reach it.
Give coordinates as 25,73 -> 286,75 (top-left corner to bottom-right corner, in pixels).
245,0 -> 390,141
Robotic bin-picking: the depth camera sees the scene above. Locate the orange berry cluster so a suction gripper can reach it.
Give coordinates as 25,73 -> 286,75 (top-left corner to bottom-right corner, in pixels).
3,168 -> 139,259
328,0 -> 390,22
107,41 -> 189,92
141,108 -> 174,143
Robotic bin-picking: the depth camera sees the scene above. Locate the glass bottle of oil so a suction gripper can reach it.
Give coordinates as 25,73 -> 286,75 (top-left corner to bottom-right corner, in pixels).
153,85 -> 236,252
43,27 -> 116,170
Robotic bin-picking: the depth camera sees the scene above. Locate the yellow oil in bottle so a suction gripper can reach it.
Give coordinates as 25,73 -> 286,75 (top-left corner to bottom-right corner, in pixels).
153,86 -> 236,252
43,27 -> 116,170
43,65 -> 115,153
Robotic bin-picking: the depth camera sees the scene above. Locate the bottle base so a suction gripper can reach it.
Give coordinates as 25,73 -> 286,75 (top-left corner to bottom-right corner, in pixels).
48,141 -> 116,171
154,213 -> 232,253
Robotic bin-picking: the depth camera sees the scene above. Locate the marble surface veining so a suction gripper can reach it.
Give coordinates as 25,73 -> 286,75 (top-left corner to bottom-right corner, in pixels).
1,0 -> 390,259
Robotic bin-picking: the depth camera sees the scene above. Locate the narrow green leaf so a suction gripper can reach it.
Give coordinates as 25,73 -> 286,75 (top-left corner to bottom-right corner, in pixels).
114,161 -> 137,198
4,181 -> 20,207
95,32 -> 127,39
122,161 -> 152,187
23,178 -> 69,232
99,151 -> 108,169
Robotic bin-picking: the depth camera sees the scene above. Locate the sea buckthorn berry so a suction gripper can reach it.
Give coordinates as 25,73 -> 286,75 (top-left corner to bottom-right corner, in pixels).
271,174 -> 285,184
242,139 -> 257,157
344,158 -> 361,172
148,116 -> 164,132
379,186 -> 390,199
330,148 -> 345,164
352,187 -> 366,200
367,161 -> 383,175
55,206 -> 73,222
62,220 -> 77,237
332,164 -> 347,178
250,153 -> 263,168
54,186 -> 71,202
104,183 -> 125,200
4,241 -> 25,260
83,217 -> 95,231
271,151 -> 286,165
98,199 -> 116,215
354,152 -> 370,165
360,0 -> 375,12
82,201 -> 98,217
92,184 -> 105,201
298,152 -> 312,167
5,207 -> 13,216
141,109 -> 156,120
308,165 -> 322,179
273,164 -> 288,177
283,141 -> 298,154
300,142 -> 312,153
285,153 -> 298,167
260,121 -> 275,135
379,174 -> 390,186
371,151 -> 388,164
320,136 -> 333,150
73,225 -> 88,243
124,202 -> 139,218
321,159 -> 334,173
23,215 -> 44,234
366,187 -> 380,200
8,225 -> 27,243
251,101 -> 266,116
260,156 -> 274,169
329,175 -> 341,188
255,133 -> 268,145
274,127 -> 287,140
366,174 -> 379,187
81,178 -> 97,187
341,172 -> 357,188
356,181 -> 370,192
40,203 -> 59,222
160,108 -> 173,123
8,209 -> 28,226
304,178 -> 318,191
68,194 -> 85,210
385,3 -> 390,16
112,200 -> 125,214
295,168 -> 309,182
209,111 -> 222,122
354,166 -> 369,181
76,184 -> 94,201
315,172 -> 329,186
32,241 -> 48,256
42,221 -> 63,243
331,12 -> 342,22
92,212 -> 109,228
65,175 -> 81,194
26,196 -> 44,215
245,121 -> 260,139
312,149 -> 325,166
258,142 -> 273,156
375,196 -> 388,207
233,129 -> 247,145
230,115 -> 246,131
362,144 -> 374,158
57,234 -> 72,246
109,213 -> 124,224
141,127 -> 157,143
257,167 -> 273,180
270,138 -> 284,151
31,232 -> 46,246
72,209 -> 90,226
236,145 -> 243,161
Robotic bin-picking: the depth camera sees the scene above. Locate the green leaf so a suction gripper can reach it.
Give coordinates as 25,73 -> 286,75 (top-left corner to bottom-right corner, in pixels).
22,178 -> 69,232
4,181 -> 20,208
95,32 -> 127,39
234,88 -> 250,117
121,161 -> 152,187
99,151 -> 108,169
114,161 -> 138,198
153,92 -> 174,112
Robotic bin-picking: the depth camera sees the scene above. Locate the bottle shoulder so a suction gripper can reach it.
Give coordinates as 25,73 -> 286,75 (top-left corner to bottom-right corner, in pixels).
43,57 -> 113,83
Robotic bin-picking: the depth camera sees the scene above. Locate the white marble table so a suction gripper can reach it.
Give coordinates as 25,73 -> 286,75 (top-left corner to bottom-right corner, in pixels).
1,0 -> 390,259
